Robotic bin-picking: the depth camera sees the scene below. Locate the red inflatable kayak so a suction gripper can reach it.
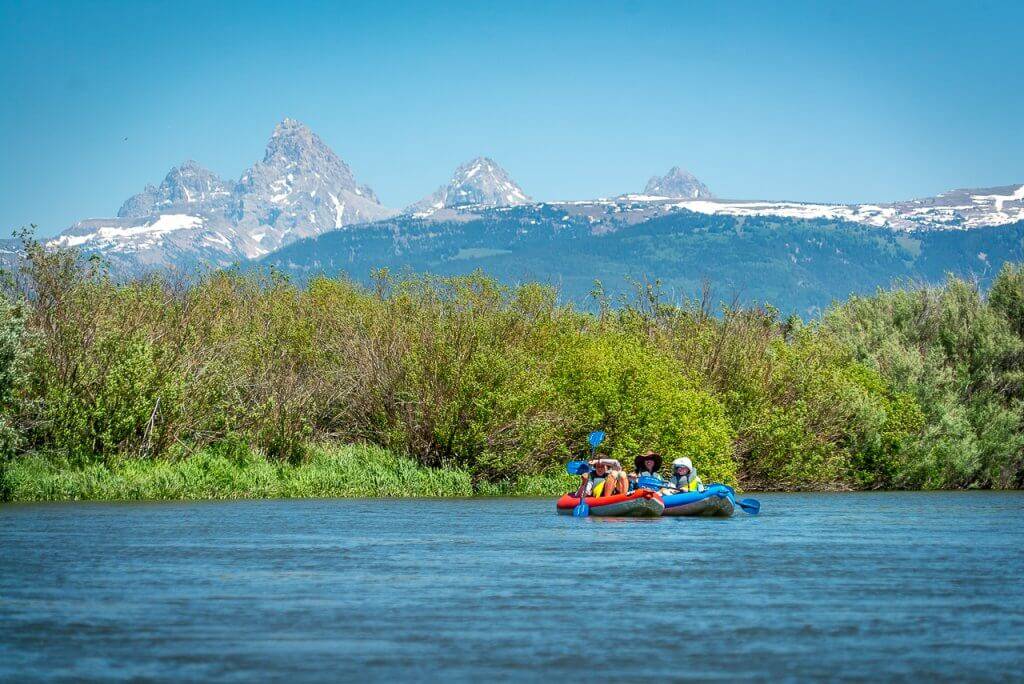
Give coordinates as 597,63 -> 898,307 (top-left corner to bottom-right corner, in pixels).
556,490 -> 664,517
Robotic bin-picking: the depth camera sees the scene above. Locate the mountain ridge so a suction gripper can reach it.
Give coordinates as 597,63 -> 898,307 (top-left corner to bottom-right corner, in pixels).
50,118 -> 394,270
36,118 -> 1024,283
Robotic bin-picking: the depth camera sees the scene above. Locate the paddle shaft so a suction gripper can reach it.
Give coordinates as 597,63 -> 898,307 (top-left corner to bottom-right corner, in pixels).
573,430 -> 605,516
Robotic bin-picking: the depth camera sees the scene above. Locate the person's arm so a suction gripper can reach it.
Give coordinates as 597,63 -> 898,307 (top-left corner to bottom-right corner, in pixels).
589,458 -> 621,470
574,473 -> 590,498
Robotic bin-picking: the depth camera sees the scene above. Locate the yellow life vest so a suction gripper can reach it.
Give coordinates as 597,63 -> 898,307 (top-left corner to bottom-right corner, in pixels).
670,475 -> 702,492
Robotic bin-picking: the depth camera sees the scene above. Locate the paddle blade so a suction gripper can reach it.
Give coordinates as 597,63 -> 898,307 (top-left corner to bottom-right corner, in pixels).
566,460 -> 592,475
636,475 -> 665,491
587,431 -> 606,450
573,498 -> 590,517
736,498 -> 760,515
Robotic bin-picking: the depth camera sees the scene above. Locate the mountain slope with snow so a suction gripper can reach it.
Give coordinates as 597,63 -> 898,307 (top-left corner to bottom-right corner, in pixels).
50,119 -> 395,272
43,116 -> 1024,279
603,183 -> 1024,232
407,157 -> 529,215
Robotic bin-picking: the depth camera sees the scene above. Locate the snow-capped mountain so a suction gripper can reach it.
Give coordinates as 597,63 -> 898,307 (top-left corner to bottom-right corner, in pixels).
43,116 -> 1024,278
643,167 -> 714,199
407,157 -> 529,215
230,118 -> 393,257
602,183 -> 1024,232
117,160 -> 233,218
51,119 -> 395,271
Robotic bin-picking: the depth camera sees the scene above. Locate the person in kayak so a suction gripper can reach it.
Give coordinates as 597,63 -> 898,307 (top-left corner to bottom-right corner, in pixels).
630,451 -> 663,489
575,458 -> 629,498
668,457 -> 704,492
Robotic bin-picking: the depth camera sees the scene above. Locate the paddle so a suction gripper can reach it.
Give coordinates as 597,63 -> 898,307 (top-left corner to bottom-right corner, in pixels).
712,483 -> 761,515
636,475 -> 761,515
702,484 -> 760,515
566,431 -> 606,517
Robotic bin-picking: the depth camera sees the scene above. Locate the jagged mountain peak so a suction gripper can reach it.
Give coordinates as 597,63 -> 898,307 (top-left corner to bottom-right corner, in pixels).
230,119 -> 393,253
61,119 -> 395,269
259,118 -> 350,176
643,167 -> 714,199
118,160 -> 230,218
273,117 -> 307,135
407,156 -> 529,214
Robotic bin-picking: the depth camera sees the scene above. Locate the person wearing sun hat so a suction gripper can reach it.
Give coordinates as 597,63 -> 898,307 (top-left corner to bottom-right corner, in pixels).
632,450 -> 663,480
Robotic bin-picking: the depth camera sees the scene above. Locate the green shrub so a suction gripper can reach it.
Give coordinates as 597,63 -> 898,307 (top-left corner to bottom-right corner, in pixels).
0,295 -> 27,460
553,333 -> 737,485
5,236 -> 1023,494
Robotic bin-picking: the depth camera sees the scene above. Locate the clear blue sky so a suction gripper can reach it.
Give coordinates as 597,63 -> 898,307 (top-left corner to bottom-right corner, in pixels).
2,0 -> 1021,237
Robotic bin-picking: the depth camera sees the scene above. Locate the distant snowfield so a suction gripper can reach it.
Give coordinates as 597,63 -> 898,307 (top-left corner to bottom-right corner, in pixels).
53,214 -> 204,251
601,186 -> 1024,231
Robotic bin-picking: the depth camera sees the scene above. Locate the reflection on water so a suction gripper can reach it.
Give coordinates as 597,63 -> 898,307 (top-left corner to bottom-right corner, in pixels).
2,493 -> 1023,680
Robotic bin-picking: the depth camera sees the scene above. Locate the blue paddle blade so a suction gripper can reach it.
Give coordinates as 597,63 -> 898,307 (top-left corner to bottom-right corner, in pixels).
587,431 -> 605,449
566,460 -> 592,475
736,498 -> 760,515
573,497 -> 590,517
636,475 -> 665,491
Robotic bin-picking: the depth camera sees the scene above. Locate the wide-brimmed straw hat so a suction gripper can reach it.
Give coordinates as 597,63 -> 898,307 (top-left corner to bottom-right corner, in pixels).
634,451 -> 663,473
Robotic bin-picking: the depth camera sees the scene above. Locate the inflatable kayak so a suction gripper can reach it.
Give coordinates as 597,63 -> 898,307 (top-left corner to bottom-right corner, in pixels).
556,490 -> 664,517
662,484 -> 735,517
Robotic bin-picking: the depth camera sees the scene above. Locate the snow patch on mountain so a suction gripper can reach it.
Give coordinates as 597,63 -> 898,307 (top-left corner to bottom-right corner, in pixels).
54,215 -> 205,251
609,184 -> 1024,232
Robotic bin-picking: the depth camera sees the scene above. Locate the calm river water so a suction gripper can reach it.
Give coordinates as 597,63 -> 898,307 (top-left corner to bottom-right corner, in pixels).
2,493 -> 1023,681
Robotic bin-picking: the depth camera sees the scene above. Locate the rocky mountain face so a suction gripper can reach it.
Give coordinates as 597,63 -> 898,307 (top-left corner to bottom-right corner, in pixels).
50,119 -> 394,272
117,160 -> 233,218
643,167 -> 714,199
406,157 -> 530,215
230,118 -> 392,257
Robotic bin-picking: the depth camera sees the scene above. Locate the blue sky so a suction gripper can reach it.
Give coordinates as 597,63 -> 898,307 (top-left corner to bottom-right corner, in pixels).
2,0 -> 1021,237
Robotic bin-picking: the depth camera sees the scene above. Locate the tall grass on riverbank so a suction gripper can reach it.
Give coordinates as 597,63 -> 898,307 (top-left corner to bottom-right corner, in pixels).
1,235 -> 1023,496
0,444 -> 477,502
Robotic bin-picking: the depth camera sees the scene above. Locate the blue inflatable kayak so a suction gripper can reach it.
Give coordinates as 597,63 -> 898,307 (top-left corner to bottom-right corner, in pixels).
662,483 -> 735,517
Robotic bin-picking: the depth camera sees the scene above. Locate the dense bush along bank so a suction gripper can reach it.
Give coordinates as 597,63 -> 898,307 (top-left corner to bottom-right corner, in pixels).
1,238 -> 1022,500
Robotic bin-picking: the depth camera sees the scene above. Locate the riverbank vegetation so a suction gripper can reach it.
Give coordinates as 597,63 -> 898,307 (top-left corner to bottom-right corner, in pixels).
1,236 -> 1022,501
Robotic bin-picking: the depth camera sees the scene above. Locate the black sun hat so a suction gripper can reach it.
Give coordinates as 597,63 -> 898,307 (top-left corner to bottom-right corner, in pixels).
634,451 -> 663,473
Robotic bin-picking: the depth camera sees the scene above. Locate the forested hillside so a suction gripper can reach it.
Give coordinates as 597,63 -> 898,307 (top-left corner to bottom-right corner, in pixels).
259,206 -> 1024,315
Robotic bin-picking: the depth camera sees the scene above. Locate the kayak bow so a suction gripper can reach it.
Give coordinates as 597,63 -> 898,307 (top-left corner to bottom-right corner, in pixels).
556,490 -> 664,517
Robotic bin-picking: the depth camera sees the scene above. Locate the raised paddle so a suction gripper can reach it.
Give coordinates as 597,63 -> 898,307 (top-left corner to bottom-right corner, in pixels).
566,431 -> 606,517
636,475 -> 761,515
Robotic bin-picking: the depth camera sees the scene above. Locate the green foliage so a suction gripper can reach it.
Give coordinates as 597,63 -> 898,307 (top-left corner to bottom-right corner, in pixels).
6,238 -> 1024,496
990,262 -> 1024,337
825,276 -> 1024,489
0,295 -> 27,459
552,333 -> 736,485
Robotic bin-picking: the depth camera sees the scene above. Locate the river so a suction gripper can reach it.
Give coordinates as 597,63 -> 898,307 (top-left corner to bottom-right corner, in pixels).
2,493 -> 1023,681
